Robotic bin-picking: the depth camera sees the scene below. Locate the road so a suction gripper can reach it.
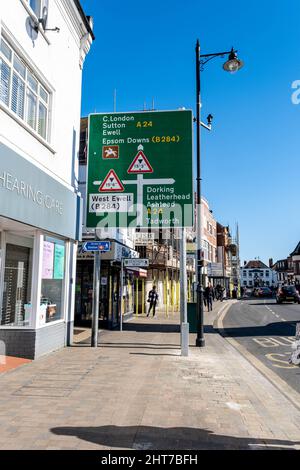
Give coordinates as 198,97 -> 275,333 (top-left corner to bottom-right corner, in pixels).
221,298 -> 300,393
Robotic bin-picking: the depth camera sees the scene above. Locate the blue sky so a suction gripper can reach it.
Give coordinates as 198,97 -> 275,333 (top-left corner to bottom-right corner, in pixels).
80,0 -> 300,265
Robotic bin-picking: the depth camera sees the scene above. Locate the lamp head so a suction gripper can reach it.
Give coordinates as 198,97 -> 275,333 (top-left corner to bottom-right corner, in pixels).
223,48 -> 244,73
207,114 -> 213,126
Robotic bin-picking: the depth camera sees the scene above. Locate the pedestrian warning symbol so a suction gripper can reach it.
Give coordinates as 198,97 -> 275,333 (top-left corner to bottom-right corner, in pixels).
99,169 -> 124,192
128,145 -> 153,174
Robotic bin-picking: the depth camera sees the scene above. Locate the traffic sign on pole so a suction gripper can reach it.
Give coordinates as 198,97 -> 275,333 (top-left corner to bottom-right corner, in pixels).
86,110 -> 193,229
83,241 -> 111,252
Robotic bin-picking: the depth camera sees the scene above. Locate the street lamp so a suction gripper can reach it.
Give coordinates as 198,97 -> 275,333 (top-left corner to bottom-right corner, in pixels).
195,40 -> 244,347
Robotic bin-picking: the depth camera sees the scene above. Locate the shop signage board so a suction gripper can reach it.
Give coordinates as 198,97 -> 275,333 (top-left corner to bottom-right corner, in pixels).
82,241 -> 111,252
123,258 -> 149,268
86,110 -> 193,229
134,232 -> 155,246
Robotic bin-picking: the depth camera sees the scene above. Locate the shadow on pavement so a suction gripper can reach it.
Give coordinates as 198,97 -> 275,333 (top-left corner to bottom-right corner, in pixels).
222,322 -> 298,338
130,352 -> 180,357
51,424 -> 300,450
121,323 -> 180,333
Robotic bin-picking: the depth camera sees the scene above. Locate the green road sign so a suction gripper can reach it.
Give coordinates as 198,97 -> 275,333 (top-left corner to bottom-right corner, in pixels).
86,110 -> 193,229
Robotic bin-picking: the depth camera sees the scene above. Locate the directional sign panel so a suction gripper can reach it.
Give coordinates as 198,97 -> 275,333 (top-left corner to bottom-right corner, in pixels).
123,258 -> 149,268
83,241 -> 111,252
86,110 -> 193,229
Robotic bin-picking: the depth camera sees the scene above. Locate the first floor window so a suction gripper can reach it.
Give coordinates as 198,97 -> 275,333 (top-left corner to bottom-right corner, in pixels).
0,57 -> 10,106
0,36 -> 50,141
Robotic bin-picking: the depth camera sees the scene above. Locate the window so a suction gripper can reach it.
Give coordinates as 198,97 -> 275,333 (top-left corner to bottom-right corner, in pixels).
0,36 -> 50,141
41,236 -> 66,323
249,280 -> 253,286
243,270 -> 247,277
266,270 -> 269,277
1,237 -> 34,327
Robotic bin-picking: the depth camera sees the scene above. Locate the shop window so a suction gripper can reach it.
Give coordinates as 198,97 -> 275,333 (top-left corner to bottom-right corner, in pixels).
41,236 -> 66,324
1,240 -> 33,327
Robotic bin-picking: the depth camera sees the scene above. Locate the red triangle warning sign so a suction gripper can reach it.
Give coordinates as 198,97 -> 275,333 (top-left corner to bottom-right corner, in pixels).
128,151 -> 153,174
99,170 -> 124,192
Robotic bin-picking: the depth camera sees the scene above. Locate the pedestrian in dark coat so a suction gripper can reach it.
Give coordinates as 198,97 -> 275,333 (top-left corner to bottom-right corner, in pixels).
204,284 -> 213,312
147,286 -> 159,317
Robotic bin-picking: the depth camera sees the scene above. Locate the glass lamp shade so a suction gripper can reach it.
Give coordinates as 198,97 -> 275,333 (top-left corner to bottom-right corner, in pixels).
223,49 -> 244,73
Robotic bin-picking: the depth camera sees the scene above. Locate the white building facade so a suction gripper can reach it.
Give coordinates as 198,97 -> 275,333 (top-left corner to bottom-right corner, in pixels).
240,260 -> 278,289
0,0 -> 93,358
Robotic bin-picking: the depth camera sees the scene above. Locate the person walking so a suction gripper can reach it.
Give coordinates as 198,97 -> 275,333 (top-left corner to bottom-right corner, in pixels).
147,285 -> 159,317
204,284 -> 213,312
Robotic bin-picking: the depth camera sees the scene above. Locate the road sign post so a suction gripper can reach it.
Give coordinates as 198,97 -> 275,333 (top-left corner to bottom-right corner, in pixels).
89,241 -> 111,347
120,258 -> 124,332
86,110 -> 193,230
91,251 -> 101,347
180,227 -> 189,357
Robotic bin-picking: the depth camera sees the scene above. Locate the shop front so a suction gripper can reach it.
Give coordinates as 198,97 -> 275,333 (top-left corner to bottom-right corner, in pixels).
0,143 -> 81,359
76,241 -> 140,329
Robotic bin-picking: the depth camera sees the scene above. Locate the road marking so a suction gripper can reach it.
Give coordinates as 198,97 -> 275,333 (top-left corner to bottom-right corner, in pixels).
265,353 -> 298,369
215,302 -> 300,412
253,337 -> 294,348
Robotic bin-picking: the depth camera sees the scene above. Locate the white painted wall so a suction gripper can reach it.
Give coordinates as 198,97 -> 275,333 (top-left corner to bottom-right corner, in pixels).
0,0 -> 93,187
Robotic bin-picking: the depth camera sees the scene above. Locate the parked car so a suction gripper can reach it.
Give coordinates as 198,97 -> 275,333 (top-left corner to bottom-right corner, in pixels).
255,287 -> 273,297
276,285 -> 300,304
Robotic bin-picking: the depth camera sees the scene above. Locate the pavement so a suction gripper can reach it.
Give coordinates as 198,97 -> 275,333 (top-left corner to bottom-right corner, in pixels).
0,300 -> 300,449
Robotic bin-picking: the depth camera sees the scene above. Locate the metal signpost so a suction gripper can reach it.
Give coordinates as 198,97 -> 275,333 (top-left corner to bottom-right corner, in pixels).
86,110 -> 193,350
89,241 -> 111,347
86,110 -> 193,230
180,228 -> 189,356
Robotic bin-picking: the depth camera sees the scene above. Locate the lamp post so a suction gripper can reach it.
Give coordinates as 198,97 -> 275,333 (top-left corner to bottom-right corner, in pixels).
195,40 -> 244,347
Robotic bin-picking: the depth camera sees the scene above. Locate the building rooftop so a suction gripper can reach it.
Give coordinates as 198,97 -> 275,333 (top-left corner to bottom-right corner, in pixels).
290,242 -> 300,256
244,260 -> 269,269
74,0 -> 95,40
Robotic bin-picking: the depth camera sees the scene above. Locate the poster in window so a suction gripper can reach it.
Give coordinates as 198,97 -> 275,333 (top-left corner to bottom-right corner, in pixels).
42,241 -> 54,279
53,244 -> 65,280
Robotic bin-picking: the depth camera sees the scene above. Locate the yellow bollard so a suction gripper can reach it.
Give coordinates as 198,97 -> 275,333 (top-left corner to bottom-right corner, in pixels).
109,275 -> 112,317
142,278 -> 145,315
176,280 -> 180,311
171,280 -> 175,315
136,278 -> 139,316
166,277 -> 169,318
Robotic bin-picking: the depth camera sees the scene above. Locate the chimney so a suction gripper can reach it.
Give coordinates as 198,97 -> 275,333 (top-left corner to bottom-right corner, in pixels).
269,258 -> 273,268
244,261 -> 247,266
